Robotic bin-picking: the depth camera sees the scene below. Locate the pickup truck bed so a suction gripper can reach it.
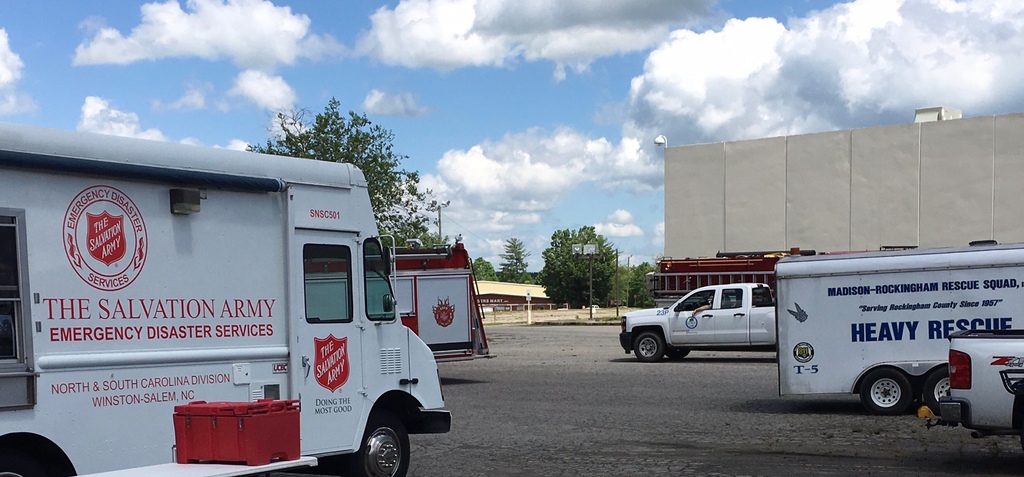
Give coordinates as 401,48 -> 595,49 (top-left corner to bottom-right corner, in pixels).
938,329 -> 1024,452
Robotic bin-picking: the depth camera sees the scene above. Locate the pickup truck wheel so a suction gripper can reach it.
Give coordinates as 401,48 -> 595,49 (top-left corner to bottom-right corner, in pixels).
633,331 -> 665,362
666,347 -> 691,360
860,368 -> 913,415
0,452 -> 50,477
922,367 -> 950,415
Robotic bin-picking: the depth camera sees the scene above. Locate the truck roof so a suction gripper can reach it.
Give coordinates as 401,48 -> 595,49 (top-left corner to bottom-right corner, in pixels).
0,122 -> 366,191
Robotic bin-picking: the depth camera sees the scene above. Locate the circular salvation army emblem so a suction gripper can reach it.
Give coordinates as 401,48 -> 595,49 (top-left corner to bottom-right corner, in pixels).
63,185 -> 148,291
793,342 -> 814,363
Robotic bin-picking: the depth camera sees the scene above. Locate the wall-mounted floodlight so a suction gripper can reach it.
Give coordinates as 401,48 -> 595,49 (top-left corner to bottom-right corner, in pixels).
169,189 -> 201,215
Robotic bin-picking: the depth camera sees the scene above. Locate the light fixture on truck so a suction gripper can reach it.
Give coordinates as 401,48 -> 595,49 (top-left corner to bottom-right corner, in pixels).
170,188 -> 201,215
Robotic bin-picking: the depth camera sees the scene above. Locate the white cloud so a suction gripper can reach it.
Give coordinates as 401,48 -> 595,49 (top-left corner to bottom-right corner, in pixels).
0,29 -> 36,115
154,82 -> 210,110
422,126 -> 661,241
77,96 -> 168,141
73,0 -> 341,70
220,139 -> 251,151
626,0 -> 1024,145
595,210 -> 644,238
228,70 -> 296,111
362,89 -> 431,117
653,222 -> 665,248
356,0 -> 713,78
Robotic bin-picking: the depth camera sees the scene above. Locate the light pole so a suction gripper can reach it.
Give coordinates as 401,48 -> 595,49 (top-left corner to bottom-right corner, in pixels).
573,244 -> 597,320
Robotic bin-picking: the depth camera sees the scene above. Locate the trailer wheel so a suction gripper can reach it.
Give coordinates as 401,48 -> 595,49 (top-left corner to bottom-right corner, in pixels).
0,452 -> 50,477
666,347 -> 691,360
633,331 -> 665,362
860,368 -> 913,415
348,410 -> 410,477
922,367 -> 950,415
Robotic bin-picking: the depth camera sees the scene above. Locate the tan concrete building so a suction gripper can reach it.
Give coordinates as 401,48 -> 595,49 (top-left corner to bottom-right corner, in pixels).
664,109 -> 1024,258
476,281 -> 556,311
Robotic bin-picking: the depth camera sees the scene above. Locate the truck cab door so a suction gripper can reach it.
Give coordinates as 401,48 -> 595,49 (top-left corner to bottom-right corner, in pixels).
713,287 -> 748,344
668,289 -> 717,344
293,231 -> 366,455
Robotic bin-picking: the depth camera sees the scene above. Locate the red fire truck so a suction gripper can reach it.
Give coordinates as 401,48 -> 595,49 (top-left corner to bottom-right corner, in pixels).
647,249 -> 813,307
393,240 -> 489,362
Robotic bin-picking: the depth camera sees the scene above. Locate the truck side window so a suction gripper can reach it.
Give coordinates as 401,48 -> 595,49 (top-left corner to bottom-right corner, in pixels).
751,287 -> 774,307
675,290 -> 715,312
303,244 -> 352,323
0,215 -> 22,360
363,239 -> 396,321
721,288 -> 743,309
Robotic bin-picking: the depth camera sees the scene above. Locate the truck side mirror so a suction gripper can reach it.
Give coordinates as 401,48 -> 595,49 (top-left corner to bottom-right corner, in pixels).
383,294 -> 396,313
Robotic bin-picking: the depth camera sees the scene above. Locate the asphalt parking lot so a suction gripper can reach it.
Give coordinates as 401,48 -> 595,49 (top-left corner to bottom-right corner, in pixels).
407,325 -> 1023,477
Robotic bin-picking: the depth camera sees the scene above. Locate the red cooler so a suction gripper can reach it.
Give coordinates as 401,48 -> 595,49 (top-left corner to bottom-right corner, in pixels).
173,399 -> 300,466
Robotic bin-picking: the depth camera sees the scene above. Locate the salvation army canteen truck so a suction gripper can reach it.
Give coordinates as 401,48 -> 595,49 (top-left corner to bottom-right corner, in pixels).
776,243 -> 1020,416
0,122 -> 450,477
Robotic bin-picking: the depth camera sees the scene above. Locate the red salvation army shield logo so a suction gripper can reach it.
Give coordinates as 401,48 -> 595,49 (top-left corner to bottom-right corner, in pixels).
432,297 -> 455,327
86,211 -> 126,265
63,185 -> 148,291
314,335 -> 350,392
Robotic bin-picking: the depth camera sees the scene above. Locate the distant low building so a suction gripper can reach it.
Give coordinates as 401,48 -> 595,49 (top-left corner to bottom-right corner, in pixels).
476,281 -> 556,311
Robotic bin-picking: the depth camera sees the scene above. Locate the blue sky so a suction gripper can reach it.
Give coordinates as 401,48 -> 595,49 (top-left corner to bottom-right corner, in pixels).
2,0 -> 1023,271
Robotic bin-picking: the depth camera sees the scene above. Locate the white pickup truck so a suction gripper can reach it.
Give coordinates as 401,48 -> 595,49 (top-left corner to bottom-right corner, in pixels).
937,329 -> 1024,452
618,283 -> 777,362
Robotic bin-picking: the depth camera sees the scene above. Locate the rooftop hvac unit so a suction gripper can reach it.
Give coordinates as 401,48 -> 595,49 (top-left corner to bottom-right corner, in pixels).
914,106 -> 962,123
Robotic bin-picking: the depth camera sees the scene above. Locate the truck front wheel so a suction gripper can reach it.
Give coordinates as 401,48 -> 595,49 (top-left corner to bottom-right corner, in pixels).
347,410 -> 410,477
860,368 -> 913,415
633,331 -> 665,362
922,367 -> 950,416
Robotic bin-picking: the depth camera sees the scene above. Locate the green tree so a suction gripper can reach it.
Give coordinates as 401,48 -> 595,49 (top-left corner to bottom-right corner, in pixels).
250,97 -> 429,237
626,261 -> 656,308
472,257 -> 498,281
498,238 -> 532,283
536,227 -> 616,308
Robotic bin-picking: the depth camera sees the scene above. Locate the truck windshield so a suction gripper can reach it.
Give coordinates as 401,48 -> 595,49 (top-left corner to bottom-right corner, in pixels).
363,238 -> 396,321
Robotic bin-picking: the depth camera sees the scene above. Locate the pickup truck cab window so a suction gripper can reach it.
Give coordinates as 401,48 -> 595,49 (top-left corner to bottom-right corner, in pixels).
721,288 -> 743,309
675,290 -> 715,312
751,287 -> 774,307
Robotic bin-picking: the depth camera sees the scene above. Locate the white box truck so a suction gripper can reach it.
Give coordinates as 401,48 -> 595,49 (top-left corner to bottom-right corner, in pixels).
0,122 -> 449,476
776,244 -> 1021,415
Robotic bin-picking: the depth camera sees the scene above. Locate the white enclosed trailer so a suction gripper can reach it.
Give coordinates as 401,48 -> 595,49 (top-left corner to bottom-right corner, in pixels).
776,244 -> 1021,415
0,122 -> 449,476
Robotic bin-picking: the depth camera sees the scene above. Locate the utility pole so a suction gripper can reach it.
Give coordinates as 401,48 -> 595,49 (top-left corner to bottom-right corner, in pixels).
429,200 -> 450,243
